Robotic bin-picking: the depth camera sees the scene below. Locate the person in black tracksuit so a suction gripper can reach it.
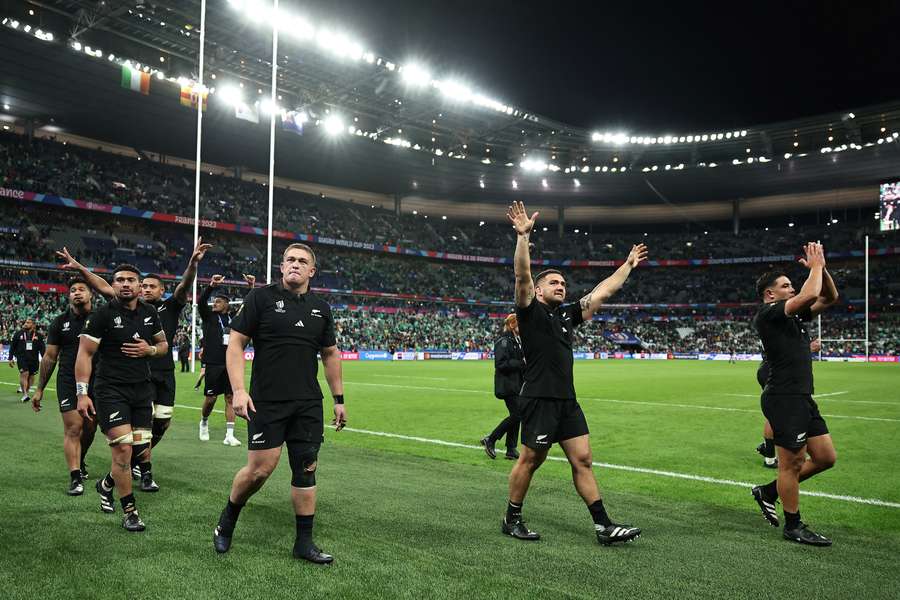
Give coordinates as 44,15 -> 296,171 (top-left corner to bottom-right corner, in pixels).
481,314 -> 524,460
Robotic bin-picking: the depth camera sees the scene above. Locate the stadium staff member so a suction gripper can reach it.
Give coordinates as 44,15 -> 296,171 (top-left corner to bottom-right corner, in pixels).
214,243 -> 346,565
751,242 -> 839,546
31,277 -> 99,496
481,314 -> 525,460
75,264 -> 168,532
502,201 -> 646,546
197,273 -> 255,446
8,317 -> 45,403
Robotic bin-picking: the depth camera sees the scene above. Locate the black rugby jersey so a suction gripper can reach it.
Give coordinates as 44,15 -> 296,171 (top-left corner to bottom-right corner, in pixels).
81,299 -> 164,385
515,297 -> 585,399
753,299 -> 814,395
230,282 -> 337,402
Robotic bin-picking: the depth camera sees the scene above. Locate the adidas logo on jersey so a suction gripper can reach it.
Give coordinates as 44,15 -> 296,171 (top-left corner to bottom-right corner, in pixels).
295,319 -> 305,327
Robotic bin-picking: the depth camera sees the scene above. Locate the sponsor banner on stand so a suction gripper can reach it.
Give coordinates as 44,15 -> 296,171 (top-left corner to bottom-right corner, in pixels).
422,351 -> 453,360
393,351 -> 417,361
359,350 -> 391,361
340,352 -> 360,361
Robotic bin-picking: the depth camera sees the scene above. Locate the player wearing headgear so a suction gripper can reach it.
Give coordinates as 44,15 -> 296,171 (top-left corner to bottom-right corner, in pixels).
31,277 -> 99,495
751,243 -> 839,546
502,201 -> 647,546
75,264 -> 168,532
213,243 -> 346,564
8,317 -> 44,403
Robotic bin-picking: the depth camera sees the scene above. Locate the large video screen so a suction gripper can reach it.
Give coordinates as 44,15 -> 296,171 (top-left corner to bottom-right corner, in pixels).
882,181 -> 900,231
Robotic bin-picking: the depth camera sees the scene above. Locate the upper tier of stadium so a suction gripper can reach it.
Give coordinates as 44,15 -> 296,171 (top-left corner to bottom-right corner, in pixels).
1,2 -> 899,224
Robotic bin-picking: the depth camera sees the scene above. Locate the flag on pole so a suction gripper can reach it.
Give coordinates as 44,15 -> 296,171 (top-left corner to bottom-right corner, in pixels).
180,82 -> 208,111
235,102 -> 260,124
281,110 -> 307,135
121,66 -> 150,95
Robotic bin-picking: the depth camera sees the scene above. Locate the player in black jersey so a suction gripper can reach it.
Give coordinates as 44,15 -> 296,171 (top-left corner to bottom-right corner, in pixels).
8,317 -> 45,403
197,273 -> 255,446
502,201 -> 646,546
31,278 -> 99,495
751,243 -> 839,546
213,243 -> 346,564
755,339 -> 820,468
76,264 -> 168,532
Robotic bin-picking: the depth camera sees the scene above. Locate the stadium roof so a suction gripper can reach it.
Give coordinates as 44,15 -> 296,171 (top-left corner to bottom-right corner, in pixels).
2,1 -> 900,219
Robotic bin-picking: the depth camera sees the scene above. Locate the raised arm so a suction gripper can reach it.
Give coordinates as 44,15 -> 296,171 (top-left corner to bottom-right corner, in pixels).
506,201 -> 538,308
579,244 -> 648,321
56,247 -> 115,299
808,267 -> 839,317
197,275 -> 224,319
173,237 -> 213,304
785,242 -> 825,316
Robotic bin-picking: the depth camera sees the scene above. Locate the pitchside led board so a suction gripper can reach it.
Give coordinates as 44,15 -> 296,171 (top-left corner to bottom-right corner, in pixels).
881,181 -> 900,232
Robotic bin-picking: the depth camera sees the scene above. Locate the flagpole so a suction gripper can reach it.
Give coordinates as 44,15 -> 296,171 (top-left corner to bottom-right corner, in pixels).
190,0 -> 207,373
266,0 -> 279,284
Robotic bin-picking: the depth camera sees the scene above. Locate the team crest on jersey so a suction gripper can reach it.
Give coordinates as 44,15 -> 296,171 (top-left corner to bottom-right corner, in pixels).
113,316 -> 123,328
62,321 -> 70,331
275,300 -> 286,313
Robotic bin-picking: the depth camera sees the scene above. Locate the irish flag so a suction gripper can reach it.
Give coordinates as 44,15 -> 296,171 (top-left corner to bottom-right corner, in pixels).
121,66 -> 150,95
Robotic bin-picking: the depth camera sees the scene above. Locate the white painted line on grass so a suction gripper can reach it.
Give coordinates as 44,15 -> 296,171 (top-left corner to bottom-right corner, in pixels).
9,389 -> 889,510
725,392 -> 898,407
342,381 -> 900,423
370,374 -> 451,381
318,423 -> 900,509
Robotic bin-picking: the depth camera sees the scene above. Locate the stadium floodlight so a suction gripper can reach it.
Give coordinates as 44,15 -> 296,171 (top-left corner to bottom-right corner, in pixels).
541,178 -> 548,188
259,98 -> 283,116
401,63 -> 431,86
478,180 -> 485,189
72,40 -> 82,51
438,80 -> 474,102
573,178 -> 581,187
788,222 -> 795,227
520,159 -> 548,172
512,179 -> 518,189
2,104 -> 8,110
219,85 -> 243,107
323,115 -> 344,136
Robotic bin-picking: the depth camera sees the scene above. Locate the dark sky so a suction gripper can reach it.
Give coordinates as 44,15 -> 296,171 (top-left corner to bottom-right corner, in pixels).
290,0 -> 900,131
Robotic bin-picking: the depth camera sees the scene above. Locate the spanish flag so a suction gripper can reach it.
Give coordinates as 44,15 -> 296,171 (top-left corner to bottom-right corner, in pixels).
121,66 -> 150,95
180,82 -> 208,111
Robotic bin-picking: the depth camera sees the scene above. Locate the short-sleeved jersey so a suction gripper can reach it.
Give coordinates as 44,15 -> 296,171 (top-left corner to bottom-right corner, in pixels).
10,329 -> 44,363
752,299 -> 814,395
197,286 -> 230,366
80,299 -> 164,385
230,282 -> 337,402
47,308 -> 94,379
148,295 -> 185,372
515,297 -> 585,399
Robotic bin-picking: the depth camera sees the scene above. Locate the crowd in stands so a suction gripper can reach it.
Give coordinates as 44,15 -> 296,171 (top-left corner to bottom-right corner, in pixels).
2,284 -> 897,356
3,200 -> 900,310
2,131 -> 896,262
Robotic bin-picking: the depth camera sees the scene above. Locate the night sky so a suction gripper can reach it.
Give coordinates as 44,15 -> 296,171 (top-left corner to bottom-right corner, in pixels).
293,0 -> 900,131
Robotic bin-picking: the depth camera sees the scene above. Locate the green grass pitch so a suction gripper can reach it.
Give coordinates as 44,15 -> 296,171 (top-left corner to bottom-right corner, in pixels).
1,360 -> 898,599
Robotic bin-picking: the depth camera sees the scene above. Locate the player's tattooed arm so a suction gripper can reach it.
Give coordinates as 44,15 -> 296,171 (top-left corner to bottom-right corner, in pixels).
580,244 -> 648,321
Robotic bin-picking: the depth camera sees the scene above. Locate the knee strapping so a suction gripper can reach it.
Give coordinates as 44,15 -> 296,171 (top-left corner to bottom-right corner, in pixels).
288,443 -> 319,488
154,405 -> 174,419
108,432 -> 134,446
